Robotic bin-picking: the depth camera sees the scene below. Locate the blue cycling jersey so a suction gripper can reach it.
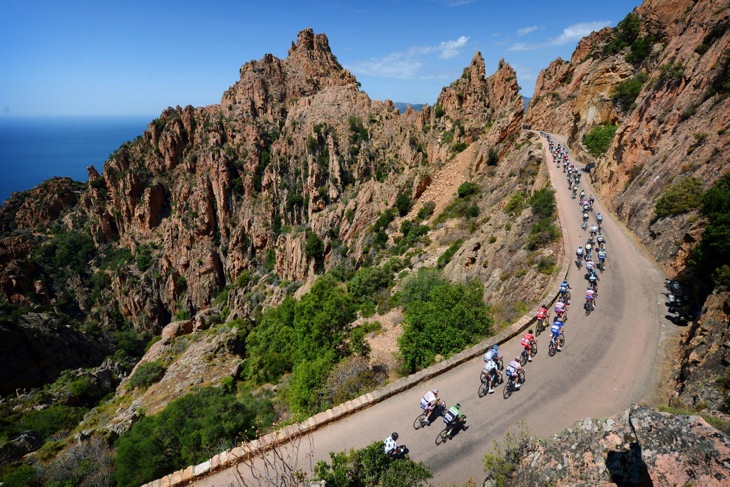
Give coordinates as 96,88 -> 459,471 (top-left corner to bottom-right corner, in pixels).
551,322 -> 563,336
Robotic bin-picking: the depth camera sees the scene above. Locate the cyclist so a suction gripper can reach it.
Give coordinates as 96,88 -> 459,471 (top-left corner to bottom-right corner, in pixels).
586,288 -> 597,310
536,305 -> 549,326
554,299 -> 567,321
583,201 -> 591,213
579,190 -> 585,201
571,186 -> 578,198
483,344 -> 502,369
481,360 -> 500,394
585,258 -> 594,274
597,249 -> 607,268
420,389 -> 440,424
505,358 -> 524,389
384,432 -> 400,457
521,329 -> 536,362
585,241 -> 592,259
589,194 -> 595,206
596,212 -> 603,226
590,224 -> 598,236
596,233 -> 605,245
559,279 -> 572,303
582,212 -> 589,228
443,403 -> 467,437
588,271 -> 599,290
576,245 -> 584,261
551,318 -> 564,351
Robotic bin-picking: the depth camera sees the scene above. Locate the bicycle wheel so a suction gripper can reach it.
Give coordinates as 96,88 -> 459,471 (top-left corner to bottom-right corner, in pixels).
559,333 -> 566,347
478,380 -> 488,398
519,349 -> 528,366
530,340 -> 538,357
548,338 -> 557,357
518,369 -> 525,383
584,301 -> 592,316
435,428 -> 449,445
503,380 -> 513,399
413,412 -> 427,430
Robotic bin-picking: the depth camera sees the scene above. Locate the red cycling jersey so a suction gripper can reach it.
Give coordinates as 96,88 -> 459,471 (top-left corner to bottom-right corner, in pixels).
521,333 -> 535,350
536,308 -> 548,319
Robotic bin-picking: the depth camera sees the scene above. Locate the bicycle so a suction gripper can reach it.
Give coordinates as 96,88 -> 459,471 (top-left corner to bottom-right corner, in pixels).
581,220 -> 588,230
503,369 -> 525,399
535,316 -> 549,336
519,340 -> 537,366
548,331 -> 565,356
435,416 -> 467,445
584,299 -> 595,316
478,371 -> 502,398
413,400 -> 444,429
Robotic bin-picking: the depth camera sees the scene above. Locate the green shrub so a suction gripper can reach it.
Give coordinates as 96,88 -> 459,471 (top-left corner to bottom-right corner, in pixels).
396,193 -> 412,217
416,201 -> 436,220
348,266 -> 393,300
457,181 -> 479,198
654,176 -> 704,218
305,230 -> 324,272
583,124 -> 618,156
487,148 -> 499,166
398,269 -> 493,373
611,73 -> 648,111
504,193 -> 525,216
314,440 -> 432,487
692,173 -> 730,288
529,188 -> 556,219
128,361 -> 166,389
2,404 -> 87,442
135,244 -> 154,272
466,204 -> 480,218
657,63 -> 685,87
115,387 -> 265,486
451,142 -> 468,153
437,239 -> 464,268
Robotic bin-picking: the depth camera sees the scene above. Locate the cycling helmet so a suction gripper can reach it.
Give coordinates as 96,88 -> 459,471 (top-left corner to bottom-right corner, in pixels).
492,344 -> 499,351
433,389 -> 438,395
455,403 -> 461,409
391,432 -> 399,441
528,329 -> 534,334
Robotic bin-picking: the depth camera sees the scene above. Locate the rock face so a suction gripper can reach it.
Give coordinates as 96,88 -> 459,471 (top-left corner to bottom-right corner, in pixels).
500,405 -> 730,487
526,0 -> 730,274
672,292 -> 730,411
0,25 -> 549,387
0,313 -> 108,395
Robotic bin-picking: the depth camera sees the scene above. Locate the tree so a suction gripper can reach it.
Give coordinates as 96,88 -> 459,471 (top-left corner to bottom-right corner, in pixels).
396,193 -> 412,217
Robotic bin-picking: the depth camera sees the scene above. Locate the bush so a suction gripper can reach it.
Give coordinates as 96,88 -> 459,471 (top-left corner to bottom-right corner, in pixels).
487,148 -> 499,166
437,239 -> 464,268
692,173 -> 730,288
416,201 -> 436,220
398,269 -> 493,372
348,266 -> 393,300
314,440 -> 432,487
504,193 -> 525,216
583,124 -> 618,156
396,193 -> 412,217
529,188 -> 556,219
115,387 -> 264,486
128,361 -> 166,389
611,73 -> 648,111
457,181 -> 479,198
135,244 -> 154,272
654,176 -> 704,218
2,404 -> 87,442
305,230 -> 325,272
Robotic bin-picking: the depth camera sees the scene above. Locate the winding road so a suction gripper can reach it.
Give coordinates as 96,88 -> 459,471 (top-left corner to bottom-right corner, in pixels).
196,133 -> 673,486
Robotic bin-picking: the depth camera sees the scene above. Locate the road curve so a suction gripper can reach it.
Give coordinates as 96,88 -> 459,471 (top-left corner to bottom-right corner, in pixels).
196,133 -> 669,486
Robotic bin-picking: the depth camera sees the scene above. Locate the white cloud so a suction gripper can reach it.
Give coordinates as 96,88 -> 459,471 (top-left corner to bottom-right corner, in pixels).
508,20 -> 611,51
347,36 -> 470,78
447,0 -> 476,6
553,21 -> 611,45
517,25 -> 540,36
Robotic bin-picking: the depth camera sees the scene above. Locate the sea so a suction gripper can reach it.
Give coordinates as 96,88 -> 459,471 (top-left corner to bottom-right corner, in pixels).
0,116 -> 153,205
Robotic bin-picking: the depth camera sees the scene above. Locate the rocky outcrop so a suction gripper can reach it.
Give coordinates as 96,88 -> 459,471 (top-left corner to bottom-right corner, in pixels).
526,0 -> 730,274
0,313 -> 109,395
497,405 -> 730,486
671,292 -> 730,411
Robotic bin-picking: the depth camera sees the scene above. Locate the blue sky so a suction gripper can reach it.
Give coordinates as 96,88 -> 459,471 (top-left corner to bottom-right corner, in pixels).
1,0 -> 643,117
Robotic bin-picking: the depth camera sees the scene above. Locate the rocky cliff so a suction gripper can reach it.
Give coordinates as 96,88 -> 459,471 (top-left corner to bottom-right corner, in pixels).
490,405 -> 730,486
526,0 -> 730,276
0,28 -> 558,419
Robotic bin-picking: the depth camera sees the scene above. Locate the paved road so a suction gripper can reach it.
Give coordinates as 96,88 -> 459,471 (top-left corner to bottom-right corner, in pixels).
197,133 -> 669,486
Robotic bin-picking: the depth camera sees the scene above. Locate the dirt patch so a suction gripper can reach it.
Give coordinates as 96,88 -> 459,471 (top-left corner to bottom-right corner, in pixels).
353,309 -> 404,381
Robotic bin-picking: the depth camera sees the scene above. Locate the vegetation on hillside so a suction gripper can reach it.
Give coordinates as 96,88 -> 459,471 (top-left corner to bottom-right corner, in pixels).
582,124 -> 618,157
